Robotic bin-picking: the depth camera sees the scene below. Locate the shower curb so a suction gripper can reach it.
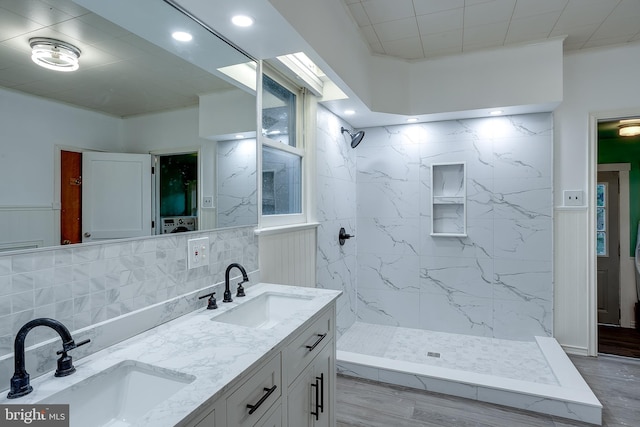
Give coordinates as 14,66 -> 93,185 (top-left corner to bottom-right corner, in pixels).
337,336 -> 602,425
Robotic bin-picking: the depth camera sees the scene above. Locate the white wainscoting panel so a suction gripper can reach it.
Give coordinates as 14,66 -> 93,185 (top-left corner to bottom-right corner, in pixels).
0,207 -> 55,250
554,208 -> 590,355
259,227 -> 317,287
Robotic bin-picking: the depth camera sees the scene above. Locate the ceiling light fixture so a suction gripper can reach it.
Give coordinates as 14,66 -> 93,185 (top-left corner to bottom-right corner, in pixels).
172,31 -> 193,42
231,15 -> 254,27
619,123 -> 640,137
407,118 -> 418,123
489,110 -> 503,116
29,37 -> 81,72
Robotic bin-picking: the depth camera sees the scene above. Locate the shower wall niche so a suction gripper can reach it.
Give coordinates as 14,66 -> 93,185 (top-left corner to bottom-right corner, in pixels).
431,162 -> 466,236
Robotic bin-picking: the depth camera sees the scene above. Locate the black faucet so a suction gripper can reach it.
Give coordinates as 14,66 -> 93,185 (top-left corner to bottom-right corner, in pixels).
223,263 -> 249,303
7,318 -> 90,399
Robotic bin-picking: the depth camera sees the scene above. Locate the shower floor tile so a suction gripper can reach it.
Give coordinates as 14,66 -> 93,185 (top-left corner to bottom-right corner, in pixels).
337,322 -> 558,385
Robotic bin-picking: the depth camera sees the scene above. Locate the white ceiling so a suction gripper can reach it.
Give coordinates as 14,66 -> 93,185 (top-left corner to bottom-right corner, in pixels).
343,0 -> 640,60
3,0 -> 640,121
0,0 -> 239,117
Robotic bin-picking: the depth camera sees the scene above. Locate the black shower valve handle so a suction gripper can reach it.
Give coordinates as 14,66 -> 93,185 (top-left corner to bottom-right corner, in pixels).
338,227 -> 355,246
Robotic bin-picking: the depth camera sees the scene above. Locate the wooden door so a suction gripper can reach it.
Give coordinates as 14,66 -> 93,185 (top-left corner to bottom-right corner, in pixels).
60,150 -> 82,245
597,171 -> 621,325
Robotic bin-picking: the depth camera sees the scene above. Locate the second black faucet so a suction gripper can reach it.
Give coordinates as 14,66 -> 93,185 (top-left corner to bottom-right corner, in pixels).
223,263 -> 249,303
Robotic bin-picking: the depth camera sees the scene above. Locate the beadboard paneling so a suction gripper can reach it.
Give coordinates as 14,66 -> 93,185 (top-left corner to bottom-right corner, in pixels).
554,208 -> 591,354
259,227 -> 317,287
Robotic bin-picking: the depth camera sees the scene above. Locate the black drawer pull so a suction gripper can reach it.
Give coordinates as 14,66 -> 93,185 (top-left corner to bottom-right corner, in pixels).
316,373 -> 324,413
310,379 -> 320,420
246,385 -> 277,415
305,333 -> 327,351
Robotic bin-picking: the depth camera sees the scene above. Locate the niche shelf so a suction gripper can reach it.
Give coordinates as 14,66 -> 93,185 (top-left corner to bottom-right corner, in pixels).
431,162 -> 466,236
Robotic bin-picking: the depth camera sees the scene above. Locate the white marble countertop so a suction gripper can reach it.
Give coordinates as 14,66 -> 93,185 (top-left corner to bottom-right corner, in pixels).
0,283 -> 341,427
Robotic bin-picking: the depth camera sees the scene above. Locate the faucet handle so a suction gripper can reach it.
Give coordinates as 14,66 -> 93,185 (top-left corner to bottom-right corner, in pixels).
199,292 -> 218,309
55,339 -> 90,377
236,281 -> 246,297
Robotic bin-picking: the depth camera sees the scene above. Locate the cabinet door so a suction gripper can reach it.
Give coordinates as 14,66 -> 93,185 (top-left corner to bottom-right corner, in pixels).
287,342 -> 333,427
227,353 -> 282,427
191,408 -> 215,427
257,404 -> 282,427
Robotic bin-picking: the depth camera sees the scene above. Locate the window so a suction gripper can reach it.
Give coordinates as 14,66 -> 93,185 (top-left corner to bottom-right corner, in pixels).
260,70 -> 305,226
262,74 -> 297,147
596,183 -> 607,256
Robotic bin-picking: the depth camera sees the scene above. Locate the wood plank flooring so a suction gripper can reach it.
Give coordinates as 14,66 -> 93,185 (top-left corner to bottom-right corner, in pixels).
336,354 -> 640,426
598,325 -> 640,358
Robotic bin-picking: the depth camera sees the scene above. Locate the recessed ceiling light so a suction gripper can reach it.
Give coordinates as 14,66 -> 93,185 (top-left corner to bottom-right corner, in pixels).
232,15 -> 254,27
344,109 -> 355,115
407,118 -> 418,123
489,110 -> 503,116
172,31 -> 193,42
235,134 -> 244,139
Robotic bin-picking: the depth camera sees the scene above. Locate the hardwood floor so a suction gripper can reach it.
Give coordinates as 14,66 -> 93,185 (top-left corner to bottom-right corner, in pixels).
598,325 -> 640,358
336,355 -> 640,426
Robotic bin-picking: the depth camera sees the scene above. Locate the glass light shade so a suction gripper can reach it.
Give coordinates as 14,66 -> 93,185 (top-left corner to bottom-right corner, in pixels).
619,124 -> 640,137
30,38 -> 80,72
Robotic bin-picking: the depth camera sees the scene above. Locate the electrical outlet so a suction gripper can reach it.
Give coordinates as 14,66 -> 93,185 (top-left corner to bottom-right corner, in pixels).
187,237 -> 209,269
202,196 -> 213,208
564,190 -> 584,206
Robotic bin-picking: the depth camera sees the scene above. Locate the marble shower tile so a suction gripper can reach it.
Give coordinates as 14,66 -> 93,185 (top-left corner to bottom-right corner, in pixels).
493,298 -> 552,339
419,292 -> 494,337
317,176 -> 357,222
357,287 -> 420,328
493,218 -> 552,261
316,107 -> 357,182
493,259 -> 552,302
493,177 -> 552,220
421,218 -> 493,259
356,143 -> 420,183
357,180 -> 420,219
493,135 -> 552,179
356,217 -> 420,256
420,256 -> 493,298
357,252 -> 420,292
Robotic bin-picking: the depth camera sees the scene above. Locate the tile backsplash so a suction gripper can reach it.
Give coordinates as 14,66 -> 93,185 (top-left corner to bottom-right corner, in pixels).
0,226 -> 258,358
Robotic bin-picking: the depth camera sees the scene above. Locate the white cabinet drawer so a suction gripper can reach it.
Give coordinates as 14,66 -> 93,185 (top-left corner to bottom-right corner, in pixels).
284,307 -> 333,386
227,353 -> 282,427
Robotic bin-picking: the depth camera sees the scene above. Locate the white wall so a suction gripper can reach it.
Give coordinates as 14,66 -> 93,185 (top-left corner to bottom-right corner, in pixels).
0,88 -> 123,207
554,42 -> 640,354
0,88 -> 123,248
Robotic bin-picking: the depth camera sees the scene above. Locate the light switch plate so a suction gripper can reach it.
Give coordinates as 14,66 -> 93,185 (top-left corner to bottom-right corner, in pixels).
187,237 -> 209,269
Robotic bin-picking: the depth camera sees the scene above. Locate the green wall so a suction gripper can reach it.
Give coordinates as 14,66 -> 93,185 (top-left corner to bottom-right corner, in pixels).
598,136 -> 640,256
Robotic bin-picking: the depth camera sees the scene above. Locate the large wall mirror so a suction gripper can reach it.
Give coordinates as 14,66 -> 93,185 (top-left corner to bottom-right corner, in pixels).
0,0 -> 258,252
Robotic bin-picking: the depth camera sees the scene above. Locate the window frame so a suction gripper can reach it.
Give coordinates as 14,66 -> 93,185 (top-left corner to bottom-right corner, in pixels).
259,65 -> 307,228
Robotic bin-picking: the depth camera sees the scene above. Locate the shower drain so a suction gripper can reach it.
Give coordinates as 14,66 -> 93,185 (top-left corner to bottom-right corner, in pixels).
427,351 -> 441,358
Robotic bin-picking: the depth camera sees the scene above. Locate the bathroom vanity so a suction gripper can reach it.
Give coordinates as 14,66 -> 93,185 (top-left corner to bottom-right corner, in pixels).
0,284 -> 340,427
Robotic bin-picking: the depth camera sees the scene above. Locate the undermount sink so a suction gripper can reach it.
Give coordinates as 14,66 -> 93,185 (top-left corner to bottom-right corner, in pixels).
212,292 -> 314,329
38,360 -> 195,427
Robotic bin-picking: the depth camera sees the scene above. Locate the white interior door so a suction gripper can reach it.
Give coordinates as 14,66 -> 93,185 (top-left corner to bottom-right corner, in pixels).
82,152 -> 152,242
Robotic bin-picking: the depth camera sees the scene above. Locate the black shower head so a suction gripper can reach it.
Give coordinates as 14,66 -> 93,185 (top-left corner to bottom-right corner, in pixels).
341,127 -> 365,148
